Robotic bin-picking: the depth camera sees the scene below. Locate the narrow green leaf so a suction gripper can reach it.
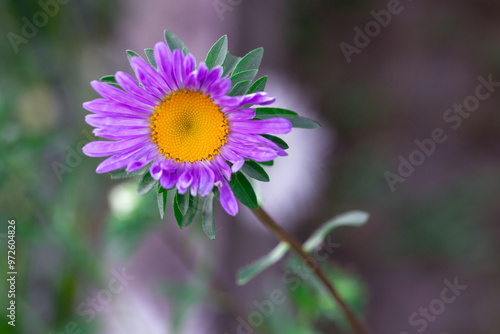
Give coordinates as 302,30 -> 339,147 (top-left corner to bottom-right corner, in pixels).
241,160 -> 270,182
237,242 -> 290,285
100,75 -> 122,89
157,188 -> 168,219
164,30 -> 189,53
290,116 -> 321,129
303,211 -> 369,252
259,160 -> 274,167
255,107 -> 298,120
228,80 -> 252,97
228,172 -> 258,210
201,193 -> 216,240
137,172 -> 157,195
247,76 -> 268,94
205,35 -> 228,69
233,47 -> 263,75
230,69 -> 258,87
261,134 -> 289,150
108,164 -> 150,180
100,75 -> 117,84
221,52 -> 241,77
175,192 -> 190,216
126,49 -> 142,62
174,194 -> 199,229
144,48 -> 157,69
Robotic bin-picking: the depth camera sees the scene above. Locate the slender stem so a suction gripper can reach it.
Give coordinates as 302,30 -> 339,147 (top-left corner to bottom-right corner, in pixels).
253,206 -> 368,334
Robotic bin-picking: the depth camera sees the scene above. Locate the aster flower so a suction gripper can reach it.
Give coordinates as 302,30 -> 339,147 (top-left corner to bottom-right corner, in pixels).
83,31 -> 318,236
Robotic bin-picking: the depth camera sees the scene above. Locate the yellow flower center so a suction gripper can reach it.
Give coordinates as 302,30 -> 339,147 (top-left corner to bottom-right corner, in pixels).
149,90 -> 229,163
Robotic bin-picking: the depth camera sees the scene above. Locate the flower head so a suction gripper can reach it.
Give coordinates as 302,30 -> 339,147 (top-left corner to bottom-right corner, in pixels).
82,32 -> 314,231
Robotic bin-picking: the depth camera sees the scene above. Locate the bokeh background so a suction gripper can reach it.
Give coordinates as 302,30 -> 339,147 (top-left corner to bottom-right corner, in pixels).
1,0 -> 499,333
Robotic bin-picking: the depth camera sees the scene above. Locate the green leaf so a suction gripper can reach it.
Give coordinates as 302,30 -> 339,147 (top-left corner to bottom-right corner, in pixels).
175,192 -> 190,216
291,116 -> 321,129
259,160 -> 274,166
157,188 -> 168,219
255,107 -> 298,120
230,69 -> 258,87
228,80 -> 252,97
221,52 -> 241,77
303,211 -> 369,252
201,193 -> 216,240
233,47 -> 263,75
247,76 -> 267,94
144,48 -> 157,69
205,35 -> 228,69
126,49 -> 141,62
100,75 -> 122,89
261,134 -> 289,150
228,172 -> 258,210
108,164 -> 149,180
174,193 -> 199,229
237,242 -> 290,285
164,30 -> 189,53
137,172 -> 157,195
241,160 -> 270,182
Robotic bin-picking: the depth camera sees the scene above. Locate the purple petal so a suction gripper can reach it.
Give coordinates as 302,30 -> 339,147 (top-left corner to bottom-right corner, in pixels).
171,49 -> 185,90
176,163 -> 193,194
130,57 -> 170,99
213,154 -> 232,180
215,172 -> 238,216
238,92 -> 276,106
90,80 -> 153,111
93,127 -> 151,140
200,66 -> 222,93
224,108 -> 255,120
153,41 -> 178,92
220,147 -> 245,173
94,143 -> 155,173
83,99 -> 152,116
82,136 -> 150,157
85,115 -> 150,129
160,171 -> 176,189
230,118 -> 292,135
125,148 -> 157,172
195,63 -> 209,89
150,158 -> 164,180
206,77 -> 231,97
183,53 -> 196,82
198,162 -> 215,197
114,71 -> 160,106
228,144 -> 278,162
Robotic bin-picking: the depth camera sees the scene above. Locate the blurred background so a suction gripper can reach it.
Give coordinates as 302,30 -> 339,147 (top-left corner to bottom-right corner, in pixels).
1,0 -> 499,333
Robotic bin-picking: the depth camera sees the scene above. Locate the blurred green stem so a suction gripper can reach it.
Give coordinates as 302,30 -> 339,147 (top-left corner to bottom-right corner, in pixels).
253,206 -> 368,334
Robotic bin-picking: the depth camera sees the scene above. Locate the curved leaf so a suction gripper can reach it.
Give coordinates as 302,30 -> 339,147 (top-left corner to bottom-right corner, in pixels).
205,35 -> 228,69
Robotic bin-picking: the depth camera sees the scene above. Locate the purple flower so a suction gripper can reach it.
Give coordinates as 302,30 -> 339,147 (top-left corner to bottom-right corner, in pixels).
82,42 -> 292,216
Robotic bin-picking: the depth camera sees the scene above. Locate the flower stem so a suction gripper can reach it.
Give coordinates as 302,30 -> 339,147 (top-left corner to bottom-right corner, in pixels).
252,206 -> 368,334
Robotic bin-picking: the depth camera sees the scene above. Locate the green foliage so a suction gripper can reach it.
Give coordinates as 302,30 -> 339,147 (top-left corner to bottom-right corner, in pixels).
164,30 -> 189,54
237,242 -> 290,285
255,107 -> 298,120
221,52 -> 241,77
137,172 -> 157,195
247,76 -> 268,94
262,134 -> 289,150
237,211 -> 369,284
126,49 -> 141,62
290,116 -> 321,129
233,47 -> 264,75
144,48 -> 157,69
174,192 -> 199,229
228,171 -> 259,210
201,193 -> 216,239
205,35 -> 228,69
241,160 -> 270,182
